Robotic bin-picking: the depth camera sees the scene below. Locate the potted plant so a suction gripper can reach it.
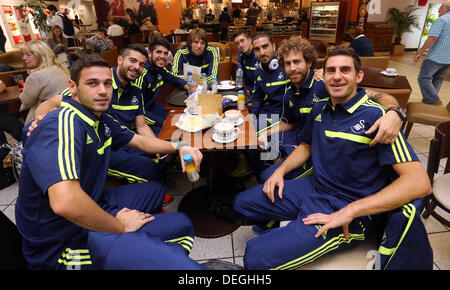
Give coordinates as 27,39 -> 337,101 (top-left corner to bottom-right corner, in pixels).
18,0 -> 51,35
387,5 -> 421,45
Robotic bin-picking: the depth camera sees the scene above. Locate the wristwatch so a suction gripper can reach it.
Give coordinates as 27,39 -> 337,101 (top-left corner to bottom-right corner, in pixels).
386,106 -> 406,121
175,141 -> 189,153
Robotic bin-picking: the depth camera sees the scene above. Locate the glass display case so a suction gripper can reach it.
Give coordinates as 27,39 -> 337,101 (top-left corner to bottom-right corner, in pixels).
309,1 -> 340,44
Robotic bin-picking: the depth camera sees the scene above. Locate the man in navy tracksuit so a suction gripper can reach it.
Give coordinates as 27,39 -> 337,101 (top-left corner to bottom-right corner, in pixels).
234,47 -> 433,270
141,36 -> 190,136
259,37 -> 404,183
233,31 -> 258,94
16,55 -> 204,270
242,33 -> 290,179
172,28 -> 219,83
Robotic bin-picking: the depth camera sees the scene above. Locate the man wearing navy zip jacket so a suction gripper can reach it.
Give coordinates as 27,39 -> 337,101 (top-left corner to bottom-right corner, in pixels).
141,36 -> 191,136
172,28 -> 219,83
233,31 -> 258,94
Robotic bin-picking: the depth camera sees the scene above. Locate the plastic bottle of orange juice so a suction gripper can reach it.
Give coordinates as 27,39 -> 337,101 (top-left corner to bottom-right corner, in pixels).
183,154 -> 199,182
237,90 -> 245,111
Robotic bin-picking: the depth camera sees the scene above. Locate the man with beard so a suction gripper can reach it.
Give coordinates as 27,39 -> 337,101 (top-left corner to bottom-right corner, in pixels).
258,36 -> 404,182
141,35 -> 192,136
16,55 -> 204,270
172,28 -> 219,83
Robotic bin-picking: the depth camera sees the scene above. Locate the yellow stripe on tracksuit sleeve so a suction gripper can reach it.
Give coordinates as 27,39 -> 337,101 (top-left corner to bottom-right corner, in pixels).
172,49 -> 189,78
207,46 -> 219,81
107,168 -> 148,183
256,121 -> 281,136
58,108 -> 78,180
271,227 -> 366,270
390,133 -> 413,163
324,130 -> 373,144
145,116 -> 156,125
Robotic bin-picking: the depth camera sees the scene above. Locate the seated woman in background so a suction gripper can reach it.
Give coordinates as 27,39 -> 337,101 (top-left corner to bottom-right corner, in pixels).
348,26 -> 374,57
84,29 -> 115,54
46,25 -> 70,66
19,40 -> 70,125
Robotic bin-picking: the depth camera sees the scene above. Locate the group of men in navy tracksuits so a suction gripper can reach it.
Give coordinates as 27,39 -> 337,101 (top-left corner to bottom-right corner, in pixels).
15,26 -> 434,270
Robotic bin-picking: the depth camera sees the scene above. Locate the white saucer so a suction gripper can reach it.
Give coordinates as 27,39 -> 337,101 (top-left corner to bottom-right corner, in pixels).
184,108 -> 198,115
231,117 -> 244,126
218,84 -> 236,90
220,80 -> 235,85
381,71 -> 399,77
212,132 -> 238,143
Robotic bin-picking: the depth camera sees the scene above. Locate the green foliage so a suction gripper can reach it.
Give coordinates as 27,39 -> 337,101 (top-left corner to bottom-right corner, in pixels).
387,5 -> 421,39
18,0 -> 51,33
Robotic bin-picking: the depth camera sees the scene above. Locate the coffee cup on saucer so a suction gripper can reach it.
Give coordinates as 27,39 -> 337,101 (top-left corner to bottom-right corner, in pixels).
224,109 -> 242,125
214,121 -> 240,141
385,68 -> 397,75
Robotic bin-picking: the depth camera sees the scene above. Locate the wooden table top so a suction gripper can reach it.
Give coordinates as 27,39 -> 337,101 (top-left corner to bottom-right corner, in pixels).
360,66 -> 412,91
0,86 -> 20,105
158,107 -> 259,151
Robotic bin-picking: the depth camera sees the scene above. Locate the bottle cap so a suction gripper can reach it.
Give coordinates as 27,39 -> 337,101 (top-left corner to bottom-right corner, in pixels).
183,154 -> 193,163
212,77 -> 217,80
188,71 -> 192,75
238,90 -> 244,94
202,73 -> 206,76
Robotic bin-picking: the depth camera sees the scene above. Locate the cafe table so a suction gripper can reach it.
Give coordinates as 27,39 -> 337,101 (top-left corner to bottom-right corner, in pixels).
0,86 -> 21,114
360,66 -> 412,91
158,90 -> 259,238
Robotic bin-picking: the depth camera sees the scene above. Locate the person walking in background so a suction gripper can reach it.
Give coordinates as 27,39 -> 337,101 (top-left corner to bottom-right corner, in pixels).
415,1 -> 450,106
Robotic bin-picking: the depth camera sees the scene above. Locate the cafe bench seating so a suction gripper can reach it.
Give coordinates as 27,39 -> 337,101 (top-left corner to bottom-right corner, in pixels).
360,56 -> 390,70
0,49 -> 25,70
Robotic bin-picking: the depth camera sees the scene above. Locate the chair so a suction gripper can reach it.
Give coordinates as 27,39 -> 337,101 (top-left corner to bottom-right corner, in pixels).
421,121 -> 450,227
362,87 -> 411,110
128,33 -> 146,44
225,41 -> 239,60
0,69 -> 28,86
209,42 -> 228,61
360,56 -> 390,70
100,46 -> 119,68
218,57 -> 232,81
110,35 -> 126,53
402,101 -> 450,139
0,49 -> 25,70
310,40 -> 329,58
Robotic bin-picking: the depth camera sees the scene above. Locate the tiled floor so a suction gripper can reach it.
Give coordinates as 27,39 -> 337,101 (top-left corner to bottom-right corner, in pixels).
1,52 -> 449,270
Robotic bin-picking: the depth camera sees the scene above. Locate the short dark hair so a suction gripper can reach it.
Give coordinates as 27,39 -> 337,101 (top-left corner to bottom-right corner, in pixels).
47,4 -> 57,12
252,33 -> 273,44
323,46 -> 362,72
121,43 -> 148,59
233,30 -> 250,41
70,55 -> 110,85
149,35 -> 170,52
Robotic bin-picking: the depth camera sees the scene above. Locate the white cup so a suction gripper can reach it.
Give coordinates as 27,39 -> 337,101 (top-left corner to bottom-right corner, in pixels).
386,67 -> 397,75
224,109 -> 242,125
214,121 -> 240,140
186,99 -> 198,114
